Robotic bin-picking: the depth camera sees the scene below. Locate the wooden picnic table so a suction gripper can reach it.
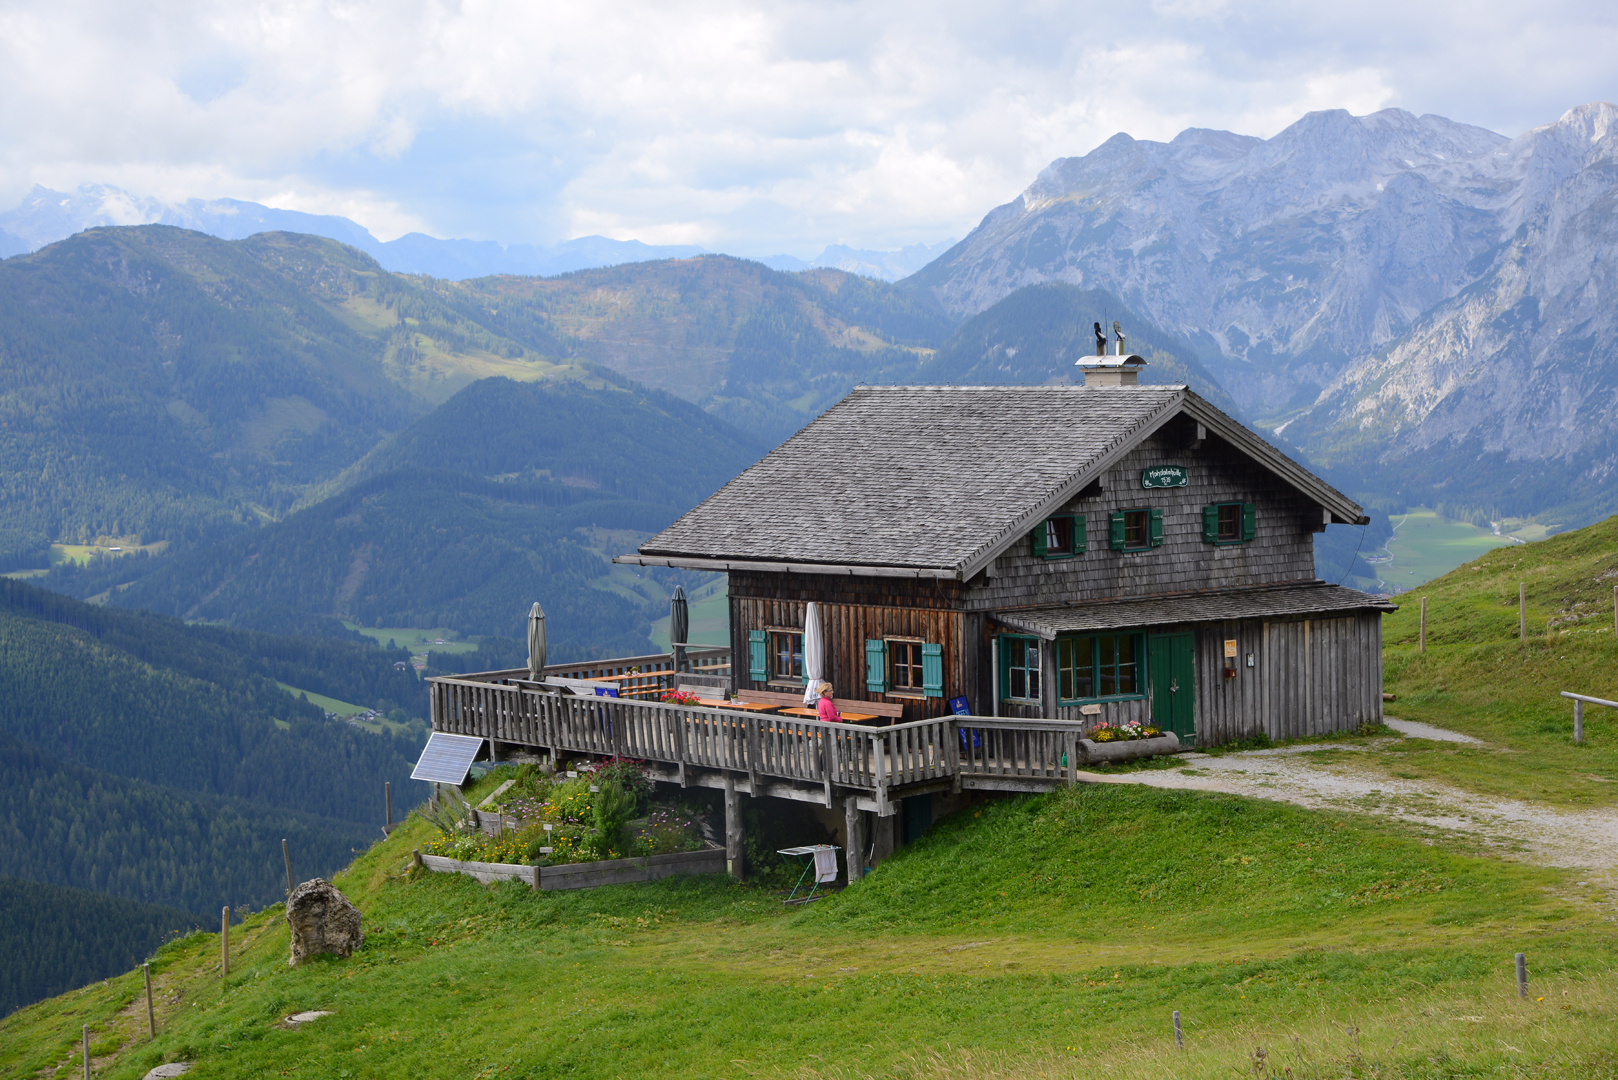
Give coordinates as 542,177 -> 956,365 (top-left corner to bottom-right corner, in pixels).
777,706 -> 884,724
696,698 -> 779,713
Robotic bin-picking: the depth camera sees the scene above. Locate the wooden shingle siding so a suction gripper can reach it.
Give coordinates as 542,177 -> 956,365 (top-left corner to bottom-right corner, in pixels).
965,424 -> 1318,612
728,590 -> 967,724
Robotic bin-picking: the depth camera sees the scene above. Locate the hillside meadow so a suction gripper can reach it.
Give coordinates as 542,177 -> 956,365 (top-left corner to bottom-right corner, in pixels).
1375,514 -> 1618,807
4,776 -> 1613,1079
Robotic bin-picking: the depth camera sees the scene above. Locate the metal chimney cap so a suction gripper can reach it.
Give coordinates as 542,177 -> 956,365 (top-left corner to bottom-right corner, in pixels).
1074,352 -> 1146,368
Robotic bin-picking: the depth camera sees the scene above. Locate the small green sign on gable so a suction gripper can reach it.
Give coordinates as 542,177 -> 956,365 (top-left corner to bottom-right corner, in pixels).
1142,465 -> 1188,489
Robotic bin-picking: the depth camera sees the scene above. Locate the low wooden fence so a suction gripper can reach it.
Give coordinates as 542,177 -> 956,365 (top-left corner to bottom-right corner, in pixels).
1561,690 -> 1618,745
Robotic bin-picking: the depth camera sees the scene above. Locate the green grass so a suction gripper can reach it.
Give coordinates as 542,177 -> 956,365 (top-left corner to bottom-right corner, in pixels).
276,682 -> 370,717
6,777 -> 1615,1079
48,540 -> 167,568
1372,508 -> 1516,592
1376,513 -> 1618,807
341,623 -> 478,655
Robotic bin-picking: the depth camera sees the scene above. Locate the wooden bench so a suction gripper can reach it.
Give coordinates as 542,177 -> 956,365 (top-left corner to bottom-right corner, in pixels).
733,689 -> 906,723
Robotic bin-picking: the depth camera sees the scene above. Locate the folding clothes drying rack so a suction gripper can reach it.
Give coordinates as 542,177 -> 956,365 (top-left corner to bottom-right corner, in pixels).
777,845 -> 841,904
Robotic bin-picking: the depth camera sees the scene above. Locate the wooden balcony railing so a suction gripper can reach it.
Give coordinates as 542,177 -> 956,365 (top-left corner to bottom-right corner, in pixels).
429,673 -> 1087,809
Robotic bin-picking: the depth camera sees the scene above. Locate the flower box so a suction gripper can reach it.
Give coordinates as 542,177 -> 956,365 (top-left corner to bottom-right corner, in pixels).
1078,731 -> 1181,764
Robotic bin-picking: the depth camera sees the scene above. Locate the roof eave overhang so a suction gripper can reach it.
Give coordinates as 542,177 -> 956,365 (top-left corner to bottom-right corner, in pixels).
615,553 -> 960,580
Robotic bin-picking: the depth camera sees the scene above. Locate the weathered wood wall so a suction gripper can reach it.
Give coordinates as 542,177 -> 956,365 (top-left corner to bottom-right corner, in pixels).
965,421 -> 1322,611
728,583 -> 969,723
1192,612 -> 1383,744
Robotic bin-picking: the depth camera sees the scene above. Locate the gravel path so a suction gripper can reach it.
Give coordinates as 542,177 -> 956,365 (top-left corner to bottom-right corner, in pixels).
1076,723 -> 1618,873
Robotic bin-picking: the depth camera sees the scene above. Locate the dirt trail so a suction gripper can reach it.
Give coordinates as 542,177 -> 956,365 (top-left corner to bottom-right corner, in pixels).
1077,724 -> 1618,873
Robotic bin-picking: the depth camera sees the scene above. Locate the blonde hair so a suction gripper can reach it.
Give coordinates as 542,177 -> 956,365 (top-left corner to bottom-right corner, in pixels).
817,681 -> 834,697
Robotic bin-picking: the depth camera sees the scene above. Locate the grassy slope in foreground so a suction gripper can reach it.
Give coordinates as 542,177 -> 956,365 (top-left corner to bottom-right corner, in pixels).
5,780 -> 1615,1079
1379,512 -> 1618,807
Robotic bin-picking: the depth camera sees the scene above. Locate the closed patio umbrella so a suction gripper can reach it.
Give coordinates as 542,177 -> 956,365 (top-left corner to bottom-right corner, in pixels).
670,587 -> 690,673
527,602 -> 547,681
802,601 -> 823,706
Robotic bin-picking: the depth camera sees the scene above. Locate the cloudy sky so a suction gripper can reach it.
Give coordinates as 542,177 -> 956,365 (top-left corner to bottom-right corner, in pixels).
2,0 -> 1615,257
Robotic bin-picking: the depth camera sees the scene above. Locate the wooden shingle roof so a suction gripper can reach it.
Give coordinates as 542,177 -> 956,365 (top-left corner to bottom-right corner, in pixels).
621,384 -> 1365,580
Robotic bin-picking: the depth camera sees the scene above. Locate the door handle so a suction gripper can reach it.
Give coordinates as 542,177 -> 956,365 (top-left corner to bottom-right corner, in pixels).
1168,679 -> 1179,694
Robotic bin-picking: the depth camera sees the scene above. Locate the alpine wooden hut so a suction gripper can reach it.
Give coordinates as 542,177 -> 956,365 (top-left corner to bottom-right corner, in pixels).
617,348 -> 1393,748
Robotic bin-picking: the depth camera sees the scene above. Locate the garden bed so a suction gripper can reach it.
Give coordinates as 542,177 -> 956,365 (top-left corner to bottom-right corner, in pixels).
418,757 -> 713,872
416,847 -> 724,891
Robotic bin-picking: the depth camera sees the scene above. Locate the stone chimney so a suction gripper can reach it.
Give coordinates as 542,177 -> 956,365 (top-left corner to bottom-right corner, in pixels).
1075,320 -> 1146,386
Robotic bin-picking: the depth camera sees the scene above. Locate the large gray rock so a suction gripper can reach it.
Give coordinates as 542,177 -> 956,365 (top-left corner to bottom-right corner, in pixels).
286,879 -> 364,966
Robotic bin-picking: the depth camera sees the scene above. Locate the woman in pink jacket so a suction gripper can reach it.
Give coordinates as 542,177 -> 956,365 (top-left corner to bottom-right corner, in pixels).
815,682 -> 843,723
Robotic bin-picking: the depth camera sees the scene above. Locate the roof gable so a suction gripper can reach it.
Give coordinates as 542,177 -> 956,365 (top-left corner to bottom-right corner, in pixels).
628,384 -> 1363,578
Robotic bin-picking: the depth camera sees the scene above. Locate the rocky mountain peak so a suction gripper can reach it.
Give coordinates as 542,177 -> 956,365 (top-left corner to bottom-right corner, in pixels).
907,102 -> 1618,524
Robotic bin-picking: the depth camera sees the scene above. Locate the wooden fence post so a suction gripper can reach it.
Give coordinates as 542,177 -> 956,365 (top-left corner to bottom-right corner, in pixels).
143,961 -> 156,1038
1419,597 -> 1427,654
1173,1009 -> 1183,1050
1515,952 -> 1528,998
283,839 -> 294,898
82,1024 -> 90,1079
221,906 -> 229,977
1519,583 -> 1526,642
1574,699 -> 1584,745
385,782 -> 393,829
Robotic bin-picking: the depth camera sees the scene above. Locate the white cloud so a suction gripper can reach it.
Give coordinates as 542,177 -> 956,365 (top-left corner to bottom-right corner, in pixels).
1,0 -> 1615,255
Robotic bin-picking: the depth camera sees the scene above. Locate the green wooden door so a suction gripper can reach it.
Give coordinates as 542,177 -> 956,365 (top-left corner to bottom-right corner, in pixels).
1148,633 -> 1196,745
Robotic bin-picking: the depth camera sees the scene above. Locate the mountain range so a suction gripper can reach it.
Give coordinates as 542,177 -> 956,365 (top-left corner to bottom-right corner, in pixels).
907,101 -> 1618,523
0,185 -> 951,282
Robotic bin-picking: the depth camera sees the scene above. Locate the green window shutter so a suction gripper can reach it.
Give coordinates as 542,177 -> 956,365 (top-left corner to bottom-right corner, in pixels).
1031,520 -> 1048,558
1108,512 -> 1126,551
998,638 -> 1010,700
1073,514 -> 1087,551
921,643 -> 944,698
747,630 -> 768,682
1149,508 -> 1164,547
1202,504 -> 1219,543
865,638 -> 888,694
1242,502 -> 1257,541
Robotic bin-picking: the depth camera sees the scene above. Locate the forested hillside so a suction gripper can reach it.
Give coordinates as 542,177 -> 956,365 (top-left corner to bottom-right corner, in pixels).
439,258 -> 957,442
0,877 -> 198,1018
0,577 -> 416,911
0,732 -> 374,916
0,227 -> 957,572
111,377 -> 760,646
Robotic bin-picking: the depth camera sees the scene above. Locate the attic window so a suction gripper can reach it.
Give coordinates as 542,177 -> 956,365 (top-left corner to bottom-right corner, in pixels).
1202,503 -> 1257,545
1031,515 -> 1085,560
1109,509 -> 1163,551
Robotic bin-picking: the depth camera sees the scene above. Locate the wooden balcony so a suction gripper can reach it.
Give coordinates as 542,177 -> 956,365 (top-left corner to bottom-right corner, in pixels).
429,664 -> 1088,815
